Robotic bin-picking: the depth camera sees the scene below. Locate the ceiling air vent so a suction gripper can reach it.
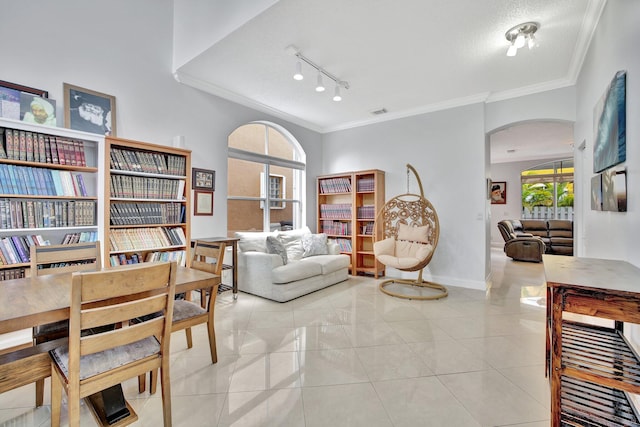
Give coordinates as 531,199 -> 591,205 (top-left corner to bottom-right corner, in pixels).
370,108 -> 388,115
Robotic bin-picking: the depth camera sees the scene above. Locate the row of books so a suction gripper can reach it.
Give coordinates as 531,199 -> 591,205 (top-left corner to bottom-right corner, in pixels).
108,226 -> 187,252
0,267 -> 26,281
110,202 -> 185,225
0,199 -> 96,229
356,177 -> 376,192
319,203 -> 352,219
108,250 -> 187,267
110,175 -> 185,200
357,205 -> 376,219
0,232 -> 99,267
320,220 -> 351,235
61,231 -> 98,244
332,237 -> 352,253
0,234 -> 47,265
110,147 -> 186,176
0,127 -> 88,166
360,221 -> 375,236
319,177 -> 352,194
0,164 -> 89,197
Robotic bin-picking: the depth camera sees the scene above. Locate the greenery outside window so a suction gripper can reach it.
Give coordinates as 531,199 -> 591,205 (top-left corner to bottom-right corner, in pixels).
521,159 -> 574,220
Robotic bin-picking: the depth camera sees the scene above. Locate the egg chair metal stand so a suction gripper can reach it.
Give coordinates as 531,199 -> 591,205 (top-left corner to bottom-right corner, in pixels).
373,164 -> 447,300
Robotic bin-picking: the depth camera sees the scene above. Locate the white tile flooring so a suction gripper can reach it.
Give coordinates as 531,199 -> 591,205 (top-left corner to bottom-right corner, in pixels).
0,249 -> 551,426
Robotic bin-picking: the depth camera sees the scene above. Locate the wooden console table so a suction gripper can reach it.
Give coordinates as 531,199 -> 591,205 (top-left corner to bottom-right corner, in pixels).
544,255 -> 640,426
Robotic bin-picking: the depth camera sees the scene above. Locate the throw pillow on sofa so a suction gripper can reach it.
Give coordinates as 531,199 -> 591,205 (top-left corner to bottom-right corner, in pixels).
266,236 -> 288,265
302,233 -> 329,257
277,227 -> 310,261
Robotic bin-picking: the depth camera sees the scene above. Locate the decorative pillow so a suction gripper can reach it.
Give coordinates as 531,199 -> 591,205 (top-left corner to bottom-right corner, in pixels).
235,231 -> 275,252
277,227 -> 310,261
397,223 -> 430,244
302,233 -> 328,257
266,236 -> 288,265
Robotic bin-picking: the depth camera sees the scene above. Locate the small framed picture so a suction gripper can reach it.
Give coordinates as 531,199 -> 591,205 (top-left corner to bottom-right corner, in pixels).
0,80 -> 48,121
194,190 -> 214,216
490,181 -> 507,204
63,83 -> 116,136
192,168 -> 215,191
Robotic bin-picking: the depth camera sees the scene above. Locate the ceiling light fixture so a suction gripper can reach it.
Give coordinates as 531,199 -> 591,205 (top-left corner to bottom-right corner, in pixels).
333,84 -> 342,102
315,72 -> 325,92
293,61 -> 304,80
505,22 -> 539,57
286,45 -> 349,100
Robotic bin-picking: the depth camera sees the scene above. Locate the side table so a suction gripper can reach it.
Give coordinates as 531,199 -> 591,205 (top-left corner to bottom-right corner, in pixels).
191,237 -> 240,300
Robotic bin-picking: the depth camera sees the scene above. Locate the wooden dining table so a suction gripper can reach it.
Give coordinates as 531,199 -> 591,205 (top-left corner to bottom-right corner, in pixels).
0,264 -> 220,413
0,265 -> 219,335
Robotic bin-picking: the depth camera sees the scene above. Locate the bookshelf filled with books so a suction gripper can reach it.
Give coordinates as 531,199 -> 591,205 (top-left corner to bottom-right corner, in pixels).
317,169 -> 385,277
0,118 -> 101,279
104,136 -> 191,268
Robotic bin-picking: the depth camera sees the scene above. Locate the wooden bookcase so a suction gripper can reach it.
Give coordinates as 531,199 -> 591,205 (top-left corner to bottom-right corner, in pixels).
0,118 -> 102,279
317,169 -> 385,278
104,136 -> 191,268
544,255 -> 640,426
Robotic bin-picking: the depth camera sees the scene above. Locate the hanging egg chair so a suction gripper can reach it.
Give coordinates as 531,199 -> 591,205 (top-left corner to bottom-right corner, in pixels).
373,164 -> 448,300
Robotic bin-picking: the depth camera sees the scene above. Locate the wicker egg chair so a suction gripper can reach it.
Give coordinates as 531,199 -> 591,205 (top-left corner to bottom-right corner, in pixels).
373,164 -> 448,300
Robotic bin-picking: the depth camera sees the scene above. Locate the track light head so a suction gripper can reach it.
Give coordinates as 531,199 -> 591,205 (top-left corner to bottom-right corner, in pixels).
293,61 -> 303,80
315,72 -> 325,92
333,84 -> 342,102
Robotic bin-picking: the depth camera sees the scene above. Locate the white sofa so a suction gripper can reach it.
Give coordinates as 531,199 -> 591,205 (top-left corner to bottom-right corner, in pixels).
235,227 -> 350,302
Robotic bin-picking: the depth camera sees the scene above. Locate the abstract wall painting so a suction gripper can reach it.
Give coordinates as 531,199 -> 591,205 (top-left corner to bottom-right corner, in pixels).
593,70 -> 626,173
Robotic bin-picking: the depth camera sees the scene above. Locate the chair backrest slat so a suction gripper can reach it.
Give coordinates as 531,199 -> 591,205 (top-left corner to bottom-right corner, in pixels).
81,294 -> 167,330
191,241 -> 225,277
80,262 -> 175,302
31,242 -> 101,276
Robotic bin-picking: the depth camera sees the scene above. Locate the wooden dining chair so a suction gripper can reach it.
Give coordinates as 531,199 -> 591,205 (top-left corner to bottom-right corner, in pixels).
50,261 -> 177,427
139,240 -> 224,394
30,241 -> 101,407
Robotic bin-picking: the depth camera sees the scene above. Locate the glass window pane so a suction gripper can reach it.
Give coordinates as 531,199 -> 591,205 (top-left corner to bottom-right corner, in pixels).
228,158 -> 264,198
268,127 -> 294,160
228,123 -> 266,154
228,200 -> 264,234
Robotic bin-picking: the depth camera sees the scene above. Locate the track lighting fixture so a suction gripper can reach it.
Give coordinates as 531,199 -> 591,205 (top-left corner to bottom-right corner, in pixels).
333,84 -> 342,102
293,61 -> 303,80
315,72 -> 325,92
505,22 -> 539,57
286,45 -> 349,100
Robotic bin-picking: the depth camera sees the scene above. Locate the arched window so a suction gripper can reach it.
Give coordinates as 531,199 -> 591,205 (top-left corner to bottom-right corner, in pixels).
521,158 -> 574,220
227,122 -> 306,233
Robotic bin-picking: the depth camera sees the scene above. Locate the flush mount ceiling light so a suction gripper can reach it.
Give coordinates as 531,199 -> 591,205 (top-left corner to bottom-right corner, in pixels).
505,22 -> 539,57
286,45 -> 349,101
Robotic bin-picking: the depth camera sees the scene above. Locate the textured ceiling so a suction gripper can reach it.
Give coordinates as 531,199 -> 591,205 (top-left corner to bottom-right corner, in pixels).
174,0 -> 605,161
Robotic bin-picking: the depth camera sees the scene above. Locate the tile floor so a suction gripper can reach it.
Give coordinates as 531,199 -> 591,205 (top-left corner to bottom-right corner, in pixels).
0,248 -> 551,426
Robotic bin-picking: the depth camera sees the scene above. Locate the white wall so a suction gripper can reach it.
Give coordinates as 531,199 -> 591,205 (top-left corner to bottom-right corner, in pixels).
323,103 -> 488,289
0,0 -> 323,239
574,0 -> 640,265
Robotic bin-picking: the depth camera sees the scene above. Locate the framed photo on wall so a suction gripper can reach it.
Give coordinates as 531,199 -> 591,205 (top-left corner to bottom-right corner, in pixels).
490,181 -> 507,204
194,190 -> 214,216
63,83 -> 116,136
192,168 -> 215,191
1,80 -> 49,121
